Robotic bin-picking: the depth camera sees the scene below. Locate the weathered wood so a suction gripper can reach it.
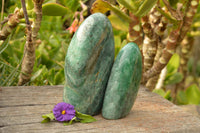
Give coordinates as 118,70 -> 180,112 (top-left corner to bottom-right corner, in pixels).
1,85 -> 200,133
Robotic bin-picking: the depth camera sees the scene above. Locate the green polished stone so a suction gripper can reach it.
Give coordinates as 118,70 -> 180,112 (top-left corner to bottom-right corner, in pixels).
102,42 -> 142,119
63,13 -> 115,115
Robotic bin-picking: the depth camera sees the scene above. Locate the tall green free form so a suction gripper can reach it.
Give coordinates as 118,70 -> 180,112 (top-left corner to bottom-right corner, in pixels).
63,13 -> 115,115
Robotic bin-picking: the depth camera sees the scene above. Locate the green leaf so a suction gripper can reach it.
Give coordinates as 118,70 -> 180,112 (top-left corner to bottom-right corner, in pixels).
155,7 -> 178,25
164,90 -> 171,100
90,0 -> 131,23
76,111 -> 97,123
185,84 -> 200,105
31,68 -> 43,81
41,118 -> 51,123
42,3 -> 71,16
63,122 -> 71,126
48,68 -> 55,85
54,69 -> 64,85
63,117 -> 76,126
58,0 -> 80,12
164,72 -> 183,85
26,0 -> 34,10
153,89 -> 171,100
169,0 -> 179,7
189,31 -> 200,36
177,90 -> 188,105
135,0 -> 158,17
192,21 -> 200,27
167,53 -> 180,74
108,14 -> 129,31
153,89 -> 166,97
117,0 -> 137,12
41,113 -> 55,123
0,35 -> 12,55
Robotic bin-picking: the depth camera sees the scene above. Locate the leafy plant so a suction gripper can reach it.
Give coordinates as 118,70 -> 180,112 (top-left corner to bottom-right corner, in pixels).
164,54 -> 183,85
153,89 -> 172,101
177,84 -> 200,105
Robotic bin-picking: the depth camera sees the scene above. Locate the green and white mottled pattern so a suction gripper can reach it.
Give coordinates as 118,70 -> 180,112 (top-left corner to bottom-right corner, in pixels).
102,42 -> 142,119
63,13 -> 115,115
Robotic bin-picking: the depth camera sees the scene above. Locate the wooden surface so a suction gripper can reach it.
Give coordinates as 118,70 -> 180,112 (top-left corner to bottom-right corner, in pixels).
1,85 -> 200,133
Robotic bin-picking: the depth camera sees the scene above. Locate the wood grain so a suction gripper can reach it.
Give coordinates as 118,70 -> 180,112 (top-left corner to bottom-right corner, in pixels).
1,85 -> 200,133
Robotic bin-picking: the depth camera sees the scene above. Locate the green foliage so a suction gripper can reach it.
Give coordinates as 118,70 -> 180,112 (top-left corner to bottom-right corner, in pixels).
164,54 -> 183,85
112,29 -> 127,57
75,111 -> 97,123
153,89 -> 172,101
108,14 -> 129,32
0,35 -> 12,54
0,25 -> 25,86
30,16 -> 69,86
168,0 -> 179,7
42,3 -> 72,16
177,84 -> 200,105
0,0 -> 15,12
134,0 -> 158,17
117,0 -> 136,12
0,14 -> 69,86
41,113 -> 55,123
26,0 -> 34,10
90,0 -> 131,22
58,0 -> 80,12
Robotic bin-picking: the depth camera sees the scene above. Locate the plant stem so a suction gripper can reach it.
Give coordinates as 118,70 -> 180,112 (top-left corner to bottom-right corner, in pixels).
142,30 -> 180,84
142,0 -> 199,85
128,13 -> 143,48
0,8 -> 24,40
18,0 -> 44,85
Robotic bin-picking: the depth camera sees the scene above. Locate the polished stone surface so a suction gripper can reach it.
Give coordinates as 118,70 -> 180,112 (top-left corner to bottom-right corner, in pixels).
63,13 -> 115,115
102,42 -> 142,119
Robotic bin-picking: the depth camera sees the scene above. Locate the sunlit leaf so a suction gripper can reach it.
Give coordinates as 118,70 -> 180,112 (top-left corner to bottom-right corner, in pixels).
108,14 -> 129,31
90,0 -> 111,14
42,3 -> 71,16
192,21 -> 200,27
135,0 -> 158,17
189,31 -> 200,36
26,0 -> 34,10
117,0 -> 136,12
167,53 -> 180,74
91,0 -> 131,23
185,84 -> 200,105
153,89 -> 171,100
153,89 -> 166,97
41,113 -> 55,123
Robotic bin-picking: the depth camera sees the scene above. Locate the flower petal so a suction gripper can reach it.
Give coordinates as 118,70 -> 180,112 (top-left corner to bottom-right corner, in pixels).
53,102 -> 76,122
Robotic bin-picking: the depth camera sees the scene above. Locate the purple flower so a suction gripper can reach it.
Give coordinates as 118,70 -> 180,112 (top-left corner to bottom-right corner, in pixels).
53,102 -> 76,122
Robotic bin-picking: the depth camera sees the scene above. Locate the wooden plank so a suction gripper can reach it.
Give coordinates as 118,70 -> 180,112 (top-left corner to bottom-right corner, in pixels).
0,86 -> 63,107
1,86 -> 200,133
